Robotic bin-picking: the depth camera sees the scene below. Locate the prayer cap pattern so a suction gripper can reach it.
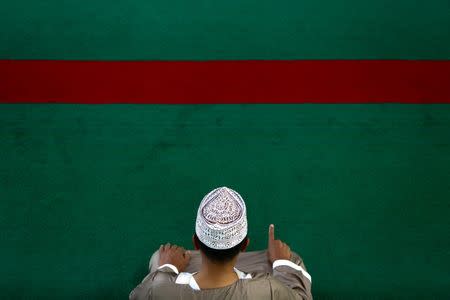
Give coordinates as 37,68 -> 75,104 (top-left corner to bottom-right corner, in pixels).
195,187 -> 248,250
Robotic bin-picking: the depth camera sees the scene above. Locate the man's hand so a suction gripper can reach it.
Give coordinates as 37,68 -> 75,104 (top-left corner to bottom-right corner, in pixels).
267,224 -> 292,263
158,243 -> 191,272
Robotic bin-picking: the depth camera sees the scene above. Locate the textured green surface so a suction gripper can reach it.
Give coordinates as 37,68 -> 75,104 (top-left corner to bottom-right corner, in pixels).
1,0 -> 450,60
1,104 -> 449,299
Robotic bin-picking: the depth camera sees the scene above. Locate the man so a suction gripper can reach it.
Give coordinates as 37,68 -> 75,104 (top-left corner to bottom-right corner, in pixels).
130,187 -> 312,299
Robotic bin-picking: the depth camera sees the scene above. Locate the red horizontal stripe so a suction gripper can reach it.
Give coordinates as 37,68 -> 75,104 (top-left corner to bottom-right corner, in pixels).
1,60 -> 449,103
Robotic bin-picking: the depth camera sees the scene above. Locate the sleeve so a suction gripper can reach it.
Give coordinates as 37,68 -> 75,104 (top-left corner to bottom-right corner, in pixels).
271,256 -> 312,300
129,265 -> 179,300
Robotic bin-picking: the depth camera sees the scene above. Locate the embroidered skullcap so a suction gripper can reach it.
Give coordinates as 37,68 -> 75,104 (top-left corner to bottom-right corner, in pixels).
195,187 -> 248,250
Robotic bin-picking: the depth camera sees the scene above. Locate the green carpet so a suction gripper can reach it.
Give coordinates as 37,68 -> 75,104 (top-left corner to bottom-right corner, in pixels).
1,104 -> 449,299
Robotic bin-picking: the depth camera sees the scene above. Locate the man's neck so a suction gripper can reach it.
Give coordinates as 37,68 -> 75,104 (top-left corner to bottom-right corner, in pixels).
193,258 -> 238,289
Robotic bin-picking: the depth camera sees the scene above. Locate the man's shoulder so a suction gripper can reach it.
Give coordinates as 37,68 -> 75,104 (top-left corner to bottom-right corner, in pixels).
246,273 -> 294,288
244,274 -> 301,299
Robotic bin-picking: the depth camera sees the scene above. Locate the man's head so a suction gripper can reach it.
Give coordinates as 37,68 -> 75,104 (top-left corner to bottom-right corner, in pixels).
193,187 -> 249,263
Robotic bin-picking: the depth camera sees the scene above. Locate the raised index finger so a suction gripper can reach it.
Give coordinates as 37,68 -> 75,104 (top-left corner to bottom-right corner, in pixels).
268,224 -> 275,243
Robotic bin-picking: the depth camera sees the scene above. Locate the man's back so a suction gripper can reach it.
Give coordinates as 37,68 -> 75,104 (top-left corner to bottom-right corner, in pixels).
130,250 -> 312,300
147,274 -> 302,300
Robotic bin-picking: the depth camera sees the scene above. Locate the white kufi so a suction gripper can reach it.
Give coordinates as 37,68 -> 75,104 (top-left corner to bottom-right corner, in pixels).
195,187 -> 248,250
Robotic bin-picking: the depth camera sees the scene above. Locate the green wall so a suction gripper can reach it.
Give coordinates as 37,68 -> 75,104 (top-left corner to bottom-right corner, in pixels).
1,104 -> 449,299
1,0 -> 449,60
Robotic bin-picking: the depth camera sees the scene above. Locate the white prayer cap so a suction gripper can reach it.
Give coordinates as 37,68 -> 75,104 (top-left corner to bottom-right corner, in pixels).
195,187 -> 248,250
